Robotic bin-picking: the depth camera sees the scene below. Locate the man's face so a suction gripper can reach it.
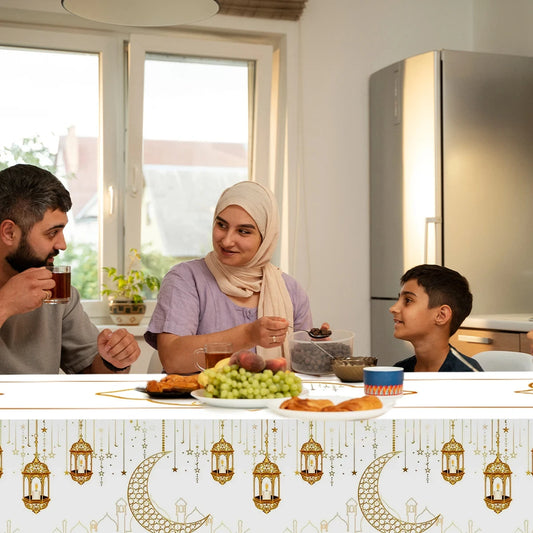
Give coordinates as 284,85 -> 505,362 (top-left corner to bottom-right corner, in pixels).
6,209 -> 68,272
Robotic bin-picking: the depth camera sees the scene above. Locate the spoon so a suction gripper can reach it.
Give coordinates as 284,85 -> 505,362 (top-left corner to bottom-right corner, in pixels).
307,327 -> 332,339
289,324 -> 332,340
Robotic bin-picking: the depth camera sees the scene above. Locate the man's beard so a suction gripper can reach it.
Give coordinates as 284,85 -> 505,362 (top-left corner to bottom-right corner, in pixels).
6,234 -> 57,272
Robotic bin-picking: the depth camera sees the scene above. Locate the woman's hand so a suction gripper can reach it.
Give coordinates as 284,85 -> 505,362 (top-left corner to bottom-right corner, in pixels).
248,316 -> 289,348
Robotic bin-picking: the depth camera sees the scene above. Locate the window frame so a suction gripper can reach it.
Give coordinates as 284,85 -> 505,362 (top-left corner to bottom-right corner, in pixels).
124,33 -> 274,254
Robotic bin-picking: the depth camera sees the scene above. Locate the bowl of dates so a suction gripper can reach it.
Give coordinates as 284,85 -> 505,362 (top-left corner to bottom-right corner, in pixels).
289,330 -> 354,375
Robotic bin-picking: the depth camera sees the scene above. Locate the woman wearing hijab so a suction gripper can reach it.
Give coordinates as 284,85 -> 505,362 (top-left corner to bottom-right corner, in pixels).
145,181 -> 313,374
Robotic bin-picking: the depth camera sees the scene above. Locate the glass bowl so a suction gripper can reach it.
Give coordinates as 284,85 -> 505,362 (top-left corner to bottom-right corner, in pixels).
289,330 -> 355,375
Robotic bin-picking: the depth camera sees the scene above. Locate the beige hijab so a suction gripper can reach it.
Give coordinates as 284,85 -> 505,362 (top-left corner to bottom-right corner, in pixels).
204,181 -> 293,359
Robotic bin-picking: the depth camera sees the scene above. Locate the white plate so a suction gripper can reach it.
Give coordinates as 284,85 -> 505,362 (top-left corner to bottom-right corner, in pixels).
266,395 -> 395,420
190,389 -> 269,409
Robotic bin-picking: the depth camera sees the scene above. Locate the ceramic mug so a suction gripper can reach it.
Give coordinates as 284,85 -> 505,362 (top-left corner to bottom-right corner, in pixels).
363,366 -> 403,396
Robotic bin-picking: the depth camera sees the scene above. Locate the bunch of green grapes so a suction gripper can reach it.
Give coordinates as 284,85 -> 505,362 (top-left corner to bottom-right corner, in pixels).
202,365 -> 302,399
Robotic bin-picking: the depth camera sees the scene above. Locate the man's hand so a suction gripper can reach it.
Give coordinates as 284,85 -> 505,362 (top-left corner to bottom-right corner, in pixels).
96,328 -> 141,372
0,267 -> 55,325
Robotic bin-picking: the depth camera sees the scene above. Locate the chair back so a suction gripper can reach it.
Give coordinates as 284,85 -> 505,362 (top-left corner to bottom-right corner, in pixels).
471,350 -> 533,371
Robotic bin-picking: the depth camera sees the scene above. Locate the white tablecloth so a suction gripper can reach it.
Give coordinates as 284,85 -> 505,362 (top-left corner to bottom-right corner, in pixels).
1,373 -> 532,532
2,372 -> 533,419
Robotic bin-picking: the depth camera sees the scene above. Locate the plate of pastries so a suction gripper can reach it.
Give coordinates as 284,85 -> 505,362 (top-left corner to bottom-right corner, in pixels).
141,374 -> 201,398
266,394 -> 394,420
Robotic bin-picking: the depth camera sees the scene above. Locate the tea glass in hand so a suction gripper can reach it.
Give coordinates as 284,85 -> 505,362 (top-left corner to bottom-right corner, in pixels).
43,265 -> 71,304
194,343 -> 233,371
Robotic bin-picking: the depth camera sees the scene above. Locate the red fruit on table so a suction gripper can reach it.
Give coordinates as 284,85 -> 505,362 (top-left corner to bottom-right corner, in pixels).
265,357 -> 287,372
229,349 -> 266,372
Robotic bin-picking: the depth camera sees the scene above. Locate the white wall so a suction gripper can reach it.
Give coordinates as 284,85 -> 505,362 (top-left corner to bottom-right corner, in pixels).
473,0 -> 533,54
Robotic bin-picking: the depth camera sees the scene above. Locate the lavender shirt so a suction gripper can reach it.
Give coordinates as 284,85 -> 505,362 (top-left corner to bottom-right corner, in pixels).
145,259 -> 312,349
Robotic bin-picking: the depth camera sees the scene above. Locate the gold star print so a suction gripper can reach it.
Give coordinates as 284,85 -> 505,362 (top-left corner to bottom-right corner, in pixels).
503,427 -> 509,433
403,467 -> 408,472
272,427 -> 278,433
41,427 -> 47,433
352,470 -> 357,476
173,467 -> 178,472
122,470 -> 127,475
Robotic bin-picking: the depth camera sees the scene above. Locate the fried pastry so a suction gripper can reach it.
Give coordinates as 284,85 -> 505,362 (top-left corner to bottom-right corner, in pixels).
146,374 -> 200,393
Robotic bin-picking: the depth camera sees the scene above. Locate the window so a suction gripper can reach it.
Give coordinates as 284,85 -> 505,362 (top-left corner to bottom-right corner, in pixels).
139,54 -> 251,274
0,46 -> 100,297
125,35 -> 273,305
0,25 -> 274,319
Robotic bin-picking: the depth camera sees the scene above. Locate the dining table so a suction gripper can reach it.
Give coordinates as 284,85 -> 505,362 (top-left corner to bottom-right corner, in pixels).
2,371 -> 533,532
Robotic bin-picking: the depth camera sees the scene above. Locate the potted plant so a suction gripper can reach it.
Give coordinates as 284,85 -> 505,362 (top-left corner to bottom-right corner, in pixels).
101,248 -> 160,325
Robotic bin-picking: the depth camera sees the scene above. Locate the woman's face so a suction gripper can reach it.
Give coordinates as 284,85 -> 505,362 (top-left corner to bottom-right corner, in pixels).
212,205 -> 262,267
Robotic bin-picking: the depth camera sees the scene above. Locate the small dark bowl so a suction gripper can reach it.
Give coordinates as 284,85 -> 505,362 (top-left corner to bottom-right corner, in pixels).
332,357 -> 378,382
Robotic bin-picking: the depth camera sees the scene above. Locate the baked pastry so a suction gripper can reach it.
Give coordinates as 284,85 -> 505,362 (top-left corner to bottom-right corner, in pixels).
279,395 -> 382,412
279,397 -> 335,411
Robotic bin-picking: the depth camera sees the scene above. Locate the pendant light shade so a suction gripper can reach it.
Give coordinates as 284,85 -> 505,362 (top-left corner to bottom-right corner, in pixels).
61,0 -> 219,27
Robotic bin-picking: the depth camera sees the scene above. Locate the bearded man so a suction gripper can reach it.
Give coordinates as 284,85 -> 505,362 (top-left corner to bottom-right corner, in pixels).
0,164 -> 139,373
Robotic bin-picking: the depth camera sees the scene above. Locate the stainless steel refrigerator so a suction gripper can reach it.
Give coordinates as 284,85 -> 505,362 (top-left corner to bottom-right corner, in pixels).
370,49 -> 533,365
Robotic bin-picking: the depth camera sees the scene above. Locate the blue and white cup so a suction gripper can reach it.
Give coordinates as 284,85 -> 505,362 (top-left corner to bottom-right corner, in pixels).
363,366 -> 404,397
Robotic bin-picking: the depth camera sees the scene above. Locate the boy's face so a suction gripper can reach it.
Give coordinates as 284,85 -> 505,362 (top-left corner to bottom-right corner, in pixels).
389,279 -> 439,342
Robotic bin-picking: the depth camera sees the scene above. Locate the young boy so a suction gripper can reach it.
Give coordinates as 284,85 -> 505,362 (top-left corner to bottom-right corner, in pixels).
389,264 -> 483,372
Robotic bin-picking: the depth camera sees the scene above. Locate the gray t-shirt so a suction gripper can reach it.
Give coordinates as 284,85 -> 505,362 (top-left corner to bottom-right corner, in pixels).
0,287 -> 99,374
145,259 -> 313,349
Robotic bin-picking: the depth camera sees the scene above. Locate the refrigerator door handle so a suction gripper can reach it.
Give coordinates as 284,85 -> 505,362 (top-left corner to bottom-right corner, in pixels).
424,217 -> 441,263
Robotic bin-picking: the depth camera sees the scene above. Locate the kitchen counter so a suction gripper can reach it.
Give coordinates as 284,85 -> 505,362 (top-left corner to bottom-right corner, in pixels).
462,313 -> 533,332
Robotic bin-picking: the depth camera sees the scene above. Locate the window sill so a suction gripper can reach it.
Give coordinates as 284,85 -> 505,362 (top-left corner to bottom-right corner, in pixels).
83,300 -> 155,335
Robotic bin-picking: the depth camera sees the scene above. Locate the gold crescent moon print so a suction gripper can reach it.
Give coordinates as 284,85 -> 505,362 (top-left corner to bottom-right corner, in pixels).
358,451 -> 440,532
127,451 -> 210,532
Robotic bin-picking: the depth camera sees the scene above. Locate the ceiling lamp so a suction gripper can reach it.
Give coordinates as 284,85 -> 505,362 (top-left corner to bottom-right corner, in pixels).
61,0 -> 219,27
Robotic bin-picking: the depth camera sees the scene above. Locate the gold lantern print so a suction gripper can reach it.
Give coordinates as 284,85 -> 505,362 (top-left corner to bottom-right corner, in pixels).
484,422 -> 512,513
253,422 -> 281,514
300,421 -> 323,484
441,420 -> 464,484
22,421 -> 50,513
211,421 -> 234,484
69,420 -> 93,484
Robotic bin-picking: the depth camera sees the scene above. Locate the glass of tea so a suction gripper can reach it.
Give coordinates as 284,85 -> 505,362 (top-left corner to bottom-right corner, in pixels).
194,343 -> 233,371
44,265 -> 71,304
